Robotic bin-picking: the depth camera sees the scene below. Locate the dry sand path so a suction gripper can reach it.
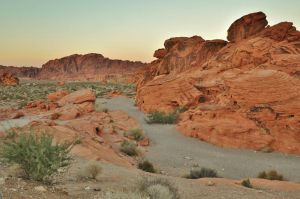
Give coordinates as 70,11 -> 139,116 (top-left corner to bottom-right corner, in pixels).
97,97 -> 300,182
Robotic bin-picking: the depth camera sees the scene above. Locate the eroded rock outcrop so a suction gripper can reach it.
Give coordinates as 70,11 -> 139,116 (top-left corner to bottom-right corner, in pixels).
137,12 -> 300,154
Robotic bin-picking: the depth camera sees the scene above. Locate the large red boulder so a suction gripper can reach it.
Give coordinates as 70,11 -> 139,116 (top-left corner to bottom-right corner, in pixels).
57,89 -> 96,107
227,12 -> 268,42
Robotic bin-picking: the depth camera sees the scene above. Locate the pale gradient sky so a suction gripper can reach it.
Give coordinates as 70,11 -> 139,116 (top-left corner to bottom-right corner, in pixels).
1,0 -> 300,67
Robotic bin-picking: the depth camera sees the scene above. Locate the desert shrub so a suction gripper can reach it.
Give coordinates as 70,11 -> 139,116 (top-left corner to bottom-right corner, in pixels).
124,129 -> 145,141
146,111 -> 179,124
80,161 -> 102,180
0,133 -> 71,182
241,179 -> 252,188
120,140 -> 138,156
138,160 -> 155,173
186,168 -> 218,179
258,170 -> 284,181
139,177 -> 180,199
102,108 -> 109,113
175,106 -> 188,113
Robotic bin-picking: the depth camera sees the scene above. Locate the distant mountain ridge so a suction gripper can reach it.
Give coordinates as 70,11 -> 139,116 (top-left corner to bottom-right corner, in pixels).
0,53 -> 147,82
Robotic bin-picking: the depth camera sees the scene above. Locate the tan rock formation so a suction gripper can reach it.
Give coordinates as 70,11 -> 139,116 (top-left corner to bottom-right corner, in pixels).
0,73 -> 19,86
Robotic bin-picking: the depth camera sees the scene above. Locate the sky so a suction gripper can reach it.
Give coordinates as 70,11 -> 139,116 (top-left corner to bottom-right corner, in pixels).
0,0 -> 300,67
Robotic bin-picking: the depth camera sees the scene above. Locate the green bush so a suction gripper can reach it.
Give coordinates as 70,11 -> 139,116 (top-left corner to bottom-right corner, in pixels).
124,129 -> 145,141
139,177 -> 180,199
146,111 -> 179,124
120,140 -> 138,156
138,160 -> 155,173
258,170 -> 284,181
186,168 -> 218,179
241,179 -> 252,188
0,133 -> 71,182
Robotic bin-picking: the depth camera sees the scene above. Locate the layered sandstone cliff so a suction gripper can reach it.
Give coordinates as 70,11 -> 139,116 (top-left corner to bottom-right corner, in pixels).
136,12 -> 300,154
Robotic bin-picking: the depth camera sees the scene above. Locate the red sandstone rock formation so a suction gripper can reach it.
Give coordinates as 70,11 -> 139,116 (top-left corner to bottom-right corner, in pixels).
136,12 -> 300,154
0,72 -> 19,86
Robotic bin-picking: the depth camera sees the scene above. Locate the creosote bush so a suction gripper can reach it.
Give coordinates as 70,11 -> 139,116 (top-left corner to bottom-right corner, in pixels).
241,179 -> 252,188
258,170 -> 284,181
138,160 -> 155,173
186,168 -> 218,179
0,132 -> 72,182
120,140 -> 138,156
139,177 -> 180,199
124,128 -> 145,141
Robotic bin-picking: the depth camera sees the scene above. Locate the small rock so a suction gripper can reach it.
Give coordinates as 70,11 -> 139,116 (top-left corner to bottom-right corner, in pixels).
0,131 -> 5,138
11,111 -> 24,119
207,181 -> 215,186
0,177 -> 5,185
34,186 -> 47,192
257,190 -> 263,193
184,156 -> 193,160
57,168 -> 64,173
84,186 -> 91,191
10,188 -> 17,192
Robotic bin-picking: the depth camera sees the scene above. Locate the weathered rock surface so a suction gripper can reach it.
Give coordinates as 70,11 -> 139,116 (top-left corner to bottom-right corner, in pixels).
137,12 -> 300,154
0,72 -> 19,86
